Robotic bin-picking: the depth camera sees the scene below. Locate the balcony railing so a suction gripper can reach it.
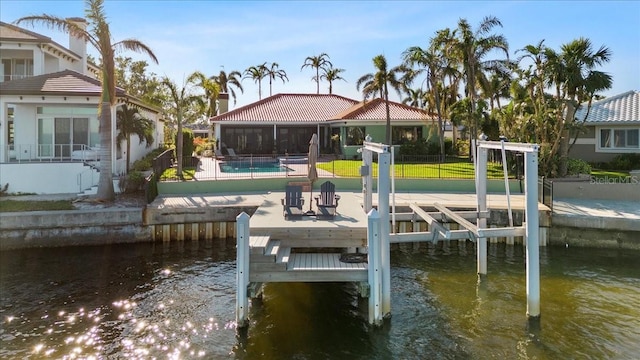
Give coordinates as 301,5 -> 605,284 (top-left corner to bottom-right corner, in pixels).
1,74 -> 33,82
4,144 -> 99,163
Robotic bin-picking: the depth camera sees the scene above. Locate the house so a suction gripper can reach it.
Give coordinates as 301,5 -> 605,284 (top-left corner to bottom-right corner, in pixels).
0,20 -> 164,194
210,93 -> 438,159
570,90 -> 640,163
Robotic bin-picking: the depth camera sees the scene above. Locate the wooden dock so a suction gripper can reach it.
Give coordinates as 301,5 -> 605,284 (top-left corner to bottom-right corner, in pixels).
246,192 -> 369,283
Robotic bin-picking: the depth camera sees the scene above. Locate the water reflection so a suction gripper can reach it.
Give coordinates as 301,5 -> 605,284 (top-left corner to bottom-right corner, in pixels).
1,240 -> 639,359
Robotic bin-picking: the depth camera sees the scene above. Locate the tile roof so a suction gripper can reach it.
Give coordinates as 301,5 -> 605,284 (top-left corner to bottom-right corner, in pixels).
211,93 -> 434,124
576,90 -> 640,124
0,21 -> 51,42
335,97 -> 436,121
212,93 -> 359,123
0,69 -> 124,96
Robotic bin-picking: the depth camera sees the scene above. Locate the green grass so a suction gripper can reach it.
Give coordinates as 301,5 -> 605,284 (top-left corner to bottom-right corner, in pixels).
590,169 -> 630,180
159,167 -> 196,181
316,160 -> 508,179
0,200 -> 75,212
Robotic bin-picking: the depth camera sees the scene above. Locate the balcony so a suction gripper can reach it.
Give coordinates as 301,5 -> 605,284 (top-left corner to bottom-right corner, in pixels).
4,144 -> 100,163
1,74 -> 34,82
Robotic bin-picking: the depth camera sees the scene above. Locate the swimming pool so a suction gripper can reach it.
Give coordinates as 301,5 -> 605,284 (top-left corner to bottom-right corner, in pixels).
219,159 -> 290,173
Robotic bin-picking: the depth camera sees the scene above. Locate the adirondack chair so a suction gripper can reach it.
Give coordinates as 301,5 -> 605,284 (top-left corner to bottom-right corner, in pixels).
314,181 -> 341,218
281,185 -> 305,218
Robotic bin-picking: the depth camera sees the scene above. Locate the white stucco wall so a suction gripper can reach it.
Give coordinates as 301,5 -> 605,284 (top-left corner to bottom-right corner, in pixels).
0,162 -> 94,194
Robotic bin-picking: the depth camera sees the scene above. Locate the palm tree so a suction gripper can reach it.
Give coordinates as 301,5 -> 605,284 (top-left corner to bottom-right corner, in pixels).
243,63 -> 267,99
402,88 -> 425,108
452,16 -> 509,145
553,38 -> 612,176
356,54 -> 408,144
264,62 -> 289,97
116,105 -> 154,173
192,71 -> 221,118
301,53 -> 332,94
211,69 -> 243,106
320,67 -> 346,94
162,74 -> 204,179
16,0 -> 158,201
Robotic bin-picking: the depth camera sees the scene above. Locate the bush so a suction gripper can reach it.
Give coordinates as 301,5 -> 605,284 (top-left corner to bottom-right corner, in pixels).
567,158 -> 592,175
610,154 -> 640,171
118,170 -> 146,193
175,129 -> 195,167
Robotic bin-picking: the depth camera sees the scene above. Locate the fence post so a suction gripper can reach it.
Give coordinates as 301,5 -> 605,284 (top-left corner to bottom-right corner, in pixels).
236,212 -> 250,327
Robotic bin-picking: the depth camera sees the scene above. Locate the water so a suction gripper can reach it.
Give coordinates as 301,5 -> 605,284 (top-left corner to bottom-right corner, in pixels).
219,160 -> 289,173
1,240 -> 639,359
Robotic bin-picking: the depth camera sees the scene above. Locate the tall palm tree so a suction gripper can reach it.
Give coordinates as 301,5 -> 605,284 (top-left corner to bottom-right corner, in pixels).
320,67 -> 346,94
452,16 -> 509,144
211,69 -> 243,106
16,0 -> 158,201
243,63 -> 267,99
553,38 -> 612,176
356,54 -> 408,144
264,62 -> 288,97
301,53 -> 332,94
116,105 -> 154,173
162,74 -> 204,179
192,71 -> 221,118
402,88 -> 425,108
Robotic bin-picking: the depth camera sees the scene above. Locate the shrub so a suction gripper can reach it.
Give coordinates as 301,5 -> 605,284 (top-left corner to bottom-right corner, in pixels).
174,129 -> 195,167
610,154 -> 640,171
567,158 -> 592,175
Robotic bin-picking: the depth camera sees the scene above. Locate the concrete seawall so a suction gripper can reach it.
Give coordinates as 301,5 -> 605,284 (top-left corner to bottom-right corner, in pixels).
0,208 -> 149,250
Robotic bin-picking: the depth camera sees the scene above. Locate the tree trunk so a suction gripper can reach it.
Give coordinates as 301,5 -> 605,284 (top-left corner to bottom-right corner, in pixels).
176,112 -> 184,179
384,83 -> 391,145
558,101 -> 576,177
126,138 -> 131,173
96,101 -> 115,201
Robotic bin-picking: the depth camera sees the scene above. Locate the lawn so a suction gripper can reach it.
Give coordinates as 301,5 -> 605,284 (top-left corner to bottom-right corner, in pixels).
0,200 -> 75,212
316,160 -> 509,179
590,169 -> 630,180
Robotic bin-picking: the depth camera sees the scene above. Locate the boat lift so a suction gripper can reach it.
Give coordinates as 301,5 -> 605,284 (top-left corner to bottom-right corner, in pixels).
360,139 -> 541,324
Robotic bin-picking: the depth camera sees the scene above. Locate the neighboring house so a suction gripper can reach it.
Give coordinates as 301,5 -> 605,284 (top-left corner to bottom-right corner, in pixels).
210,93 -> 437,159
0,20 -> 164,194
570,90 -> 640,163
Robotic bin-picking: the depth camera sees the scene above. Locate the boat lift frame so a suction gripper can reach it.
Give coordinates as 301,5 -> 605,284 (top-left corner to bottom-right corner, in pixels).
361,139 -> 541,324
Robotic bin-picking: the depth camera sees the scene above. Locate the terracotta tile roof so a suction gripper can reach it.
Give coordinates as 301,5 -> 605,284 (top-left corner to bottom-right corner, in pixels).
210,93 -> 435,124
211,93 -> 359,123
335,97 -> 436,122
576,90 -> 640,124
0,69 -> 125,96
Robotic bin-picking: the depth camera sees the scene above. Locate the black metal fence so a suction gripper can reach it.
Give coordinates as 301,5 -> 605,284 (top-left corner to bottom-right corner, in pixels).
154,154 -> 516,182
144,149 -> 174,203
538,177 -> 553,211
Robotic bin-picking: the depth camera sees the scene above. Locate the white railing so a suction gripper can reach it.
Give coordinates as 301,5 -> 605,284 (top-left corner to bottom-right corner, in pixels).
4,144 -> 99,163
77,167 -> 99,192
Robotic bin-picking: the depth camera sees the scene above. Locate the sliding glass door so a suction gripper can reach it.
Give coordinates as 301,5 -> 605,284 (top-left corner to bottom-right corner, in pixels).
37,117 -> 93,158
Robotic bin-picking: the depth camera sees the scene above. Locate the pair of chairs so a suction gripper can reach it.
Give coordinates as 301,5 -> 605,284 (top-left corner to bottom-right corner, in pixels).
282,181 -> 340,219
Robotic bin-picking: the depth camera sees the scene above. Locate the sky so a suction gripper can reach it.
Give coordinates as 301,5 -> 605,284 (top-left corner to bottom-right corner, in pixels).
2,0 -> 639,110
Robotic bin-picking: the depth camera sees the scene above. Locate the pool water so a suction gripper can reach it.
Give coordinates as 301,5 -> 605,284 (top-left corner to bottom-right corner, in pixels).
1,241 -> 639,359
219,160 -> 289,173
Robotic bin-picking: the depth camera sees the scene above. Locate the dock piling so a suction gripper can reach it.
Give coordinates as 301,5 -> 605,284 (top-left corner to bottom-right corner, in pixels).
367,209 -> 383,325
236,212 -> 250,328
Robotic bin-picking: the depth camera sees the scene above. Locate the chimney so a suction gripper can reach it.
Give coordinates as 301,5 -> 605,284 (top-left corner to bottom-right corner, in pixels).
66,17 -> 88,75
218,93 -> 229,114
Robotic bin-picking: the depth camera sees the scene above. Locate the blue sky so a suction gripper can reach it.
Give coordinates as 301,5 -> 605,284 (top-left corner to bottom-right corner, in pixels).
2,0 -> 639,109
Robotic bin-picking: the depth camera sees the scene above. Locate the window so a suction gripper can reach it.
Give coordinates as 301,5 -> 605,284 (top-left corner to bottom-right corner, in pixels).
36,106 -> 99,158
1,58 -> 33,81
346,126 -> 365,146
599,128 -> 640,150
392,126 -> 423,145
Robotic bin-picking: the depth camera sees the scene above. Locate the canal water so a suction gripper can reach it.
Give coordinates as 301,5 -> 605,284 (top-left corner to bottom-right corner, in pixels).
1,240 -> 639,359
